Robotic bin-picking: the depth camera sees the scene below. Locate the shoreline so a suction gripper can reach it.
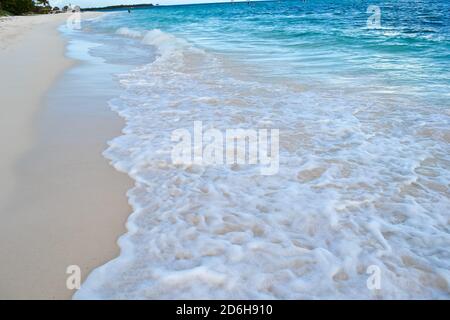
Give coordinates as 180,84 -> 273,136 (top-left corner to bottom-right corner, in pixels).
0,13 -> 133,299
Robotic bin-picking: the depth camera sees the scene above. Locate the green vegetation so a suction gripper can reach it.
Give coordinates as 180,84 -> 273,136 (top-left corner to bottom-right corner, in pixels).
83,3 -> 154,12
0,0 -> 53,16
0,10 -> 11,16
1,0 -> 35,15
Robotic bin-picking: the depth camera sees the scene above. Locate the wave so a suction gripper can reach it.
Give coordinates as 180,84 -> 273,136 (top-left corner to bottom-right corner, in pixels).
74,27 -> 450,299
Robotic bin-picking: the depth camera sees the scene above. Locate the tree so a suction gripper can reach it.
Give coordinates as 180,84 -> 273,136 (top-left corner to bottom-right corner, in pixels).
32,0 -> 51,13
2,0 -> 36,15
35,0 -> 50,6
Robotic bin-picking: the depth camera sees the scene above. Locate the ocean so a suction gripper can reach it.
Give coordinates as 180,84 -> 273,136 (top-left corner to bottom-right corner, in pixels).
68,0 -> 449,299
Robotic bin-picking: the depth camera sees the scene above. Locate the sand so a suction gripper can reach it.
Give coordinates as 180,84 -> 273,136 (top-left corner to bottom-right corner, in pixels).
0,13 -> 133,299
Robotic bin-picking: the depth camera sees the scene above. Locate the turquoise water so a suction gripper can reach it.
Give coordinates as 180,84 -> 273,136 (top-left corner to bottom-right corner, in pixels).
92,0 -> 450,104
73,1 -> 450,299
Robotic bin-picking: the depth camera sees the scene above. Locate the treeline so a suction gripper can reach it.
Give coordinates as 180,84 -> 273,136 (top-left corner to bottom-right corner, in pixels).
0,0 -> 52,15
83,4 -> 154,12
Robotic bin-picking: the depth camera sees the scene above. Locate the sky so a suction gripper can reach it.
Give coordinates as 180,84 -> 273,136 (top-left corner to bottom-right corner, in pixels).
49,0 -> 237,9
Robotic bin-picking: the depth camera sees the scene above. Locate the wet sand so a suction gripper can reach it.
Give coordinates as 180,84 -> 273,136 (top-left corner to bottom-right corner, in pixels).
0,13 -> 133,299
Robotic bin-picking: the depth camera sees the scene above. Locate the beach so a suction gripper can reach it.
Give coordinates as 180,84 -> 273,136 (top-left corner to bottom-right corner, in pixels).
0,13 -> 133,299
0,1 -> 449,300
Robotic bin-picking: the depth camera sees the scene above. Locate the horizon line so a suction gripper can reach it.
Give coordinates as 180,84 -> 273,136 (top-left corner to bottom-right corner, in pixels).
80,0 -> 272,10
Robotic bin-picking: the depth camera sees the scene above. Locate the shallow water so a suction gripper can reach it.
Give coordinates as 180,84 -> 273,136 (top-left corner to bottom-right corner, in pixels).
72,0 -> 449,299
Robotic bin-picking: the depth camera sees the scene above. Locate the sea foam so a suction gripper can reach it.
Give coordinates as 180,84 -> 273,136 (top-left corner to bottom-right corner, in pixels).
74,25 -> 450,299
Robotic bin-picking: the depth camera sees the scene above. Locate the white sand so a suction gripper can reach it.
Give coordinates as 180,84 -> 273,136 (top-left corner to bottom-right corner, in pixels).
0,13 -> 132,299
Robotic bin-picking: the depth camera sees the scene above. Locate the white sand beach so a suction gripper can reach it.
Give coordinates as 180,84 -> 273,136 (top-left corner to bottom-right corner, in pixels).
0,13 -> 133,299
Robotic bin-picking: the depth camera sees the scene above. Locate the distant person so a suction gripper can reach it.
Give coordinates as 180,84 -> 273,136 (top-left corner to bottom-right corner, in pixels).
128,9 -> 131,13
